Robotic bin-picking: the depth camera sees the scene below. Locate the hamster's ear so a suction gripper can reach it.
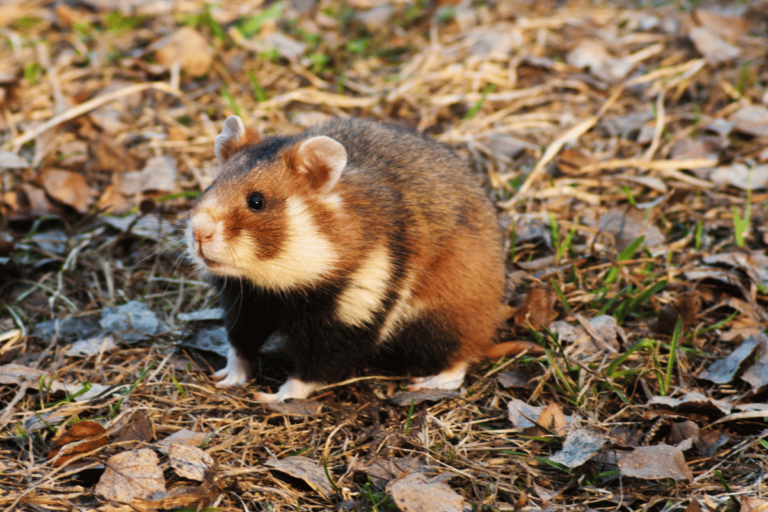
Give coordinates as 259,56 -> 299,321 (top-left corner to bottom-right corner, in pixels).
292,136 -> 347,194
215,116 -> 261,164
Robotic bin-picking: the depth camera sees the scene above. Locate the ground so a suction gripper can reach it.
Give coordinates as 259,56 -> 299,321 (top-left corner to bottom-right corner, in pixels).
1,0 -> 768,511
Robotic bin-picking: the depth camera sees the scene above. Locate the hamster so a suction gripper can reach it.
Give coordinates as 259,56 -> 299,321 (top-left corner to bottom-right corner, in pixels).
186,116 -> 531,402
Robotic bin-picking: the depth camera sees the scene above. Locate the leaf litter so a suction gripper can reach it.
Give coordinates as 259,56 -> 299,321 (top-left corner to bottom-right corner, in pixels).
1,0 -> 768,510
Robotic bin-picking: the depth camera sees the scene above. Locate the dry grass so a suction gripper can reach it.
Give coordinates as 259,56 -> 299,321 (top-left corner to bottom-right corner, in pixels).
1,0 -> 768,510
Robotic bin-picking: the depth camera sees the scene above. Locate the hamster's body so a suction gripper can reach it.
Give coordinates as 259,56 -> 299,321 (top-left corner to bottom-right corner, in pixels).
187,116 -> 512,402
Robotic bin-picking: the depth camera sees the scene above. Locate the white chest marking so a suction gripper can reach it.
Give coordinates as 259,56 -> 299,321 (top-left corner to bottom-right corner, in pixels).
336,246 -> 391,327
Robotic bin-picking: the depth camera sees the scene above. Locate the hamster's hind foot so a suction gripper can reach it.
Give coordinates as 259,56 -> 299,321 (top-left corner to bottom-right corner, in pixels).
212,346 -> 252,387
253,377 -> 322,403
408,362 -> 468,391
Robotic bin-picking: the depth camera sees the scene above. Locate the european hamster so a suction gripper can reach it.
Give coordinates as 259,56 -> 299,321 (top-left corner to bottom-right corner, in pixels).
186,116 -> 527,402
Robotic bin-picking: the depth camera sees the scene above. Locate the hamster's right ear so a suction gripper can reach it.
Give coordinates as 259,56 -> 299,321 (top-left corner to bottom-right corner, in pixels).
214,116 -> 261,165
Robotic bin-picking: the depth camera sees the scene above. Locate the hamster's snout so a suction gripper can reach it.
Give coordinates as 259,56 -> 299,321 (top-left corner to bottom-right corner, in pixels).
188,212 -> 224,268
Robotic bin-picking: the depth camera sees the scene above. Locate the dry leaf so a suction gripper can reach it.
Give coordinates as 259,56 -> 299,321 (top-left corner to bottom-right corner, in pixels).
513,288 -> 558,330
704,251 -> 768,289
389,472 -> 468,512
266,456 -> 334,500
688,27 -> 740,65
155,27 -> 213,78
261,32 -> 307,59
41,169 -> 97,214
668,420 -> 699,449
100,300 -> 160,343
695,430 -> 729,458
391,389 -> 460,406
265,400 -> 324,416
566,40 -> 633,82
48,420 -> 107,466
537,402 -> 568,436
0,152 -> 29,169
550,428 -> 606,468
157,429 -> 207,451
114,156 -> 176,196
0,363 -> 46,384
88,137 -> 141,173
710,163 -> 768,190
741,498 -> 768,512
1,184 -> 63,221
556,148 -> 596,175
508,399 -> 576,430
740,335 -> 768,393
729,106 -> 768,138
655,292 -> 701,335
693,9 -> 750,42
169,442 -> 214,481
497,366 -> 532,389
113,410 -> 154,446
648,392 -> 731,415
618,445 -> 693,481
699,335 -> 761,384
355,5 -> 395,32
358,457 -> 425,485
575,314 -> 625,354
95,449 -> 166,501
594,206 -> 665,251
64,335 -> 118,358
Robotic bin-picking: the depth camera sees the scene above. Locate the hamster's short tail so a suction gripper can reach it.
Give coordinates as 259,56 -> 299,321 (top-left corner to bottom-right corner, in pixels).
484,341 -> 545,359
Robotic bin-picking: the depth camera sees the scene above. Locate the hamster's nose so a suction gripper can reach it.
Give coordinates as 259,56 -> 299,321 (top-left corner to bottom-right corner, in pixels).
192,212 -> 216,242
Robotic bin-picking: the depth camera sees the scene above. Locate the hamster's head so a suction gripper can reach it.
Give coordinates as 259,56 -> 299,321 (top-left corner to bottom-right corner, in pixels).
186,115 -> 347,291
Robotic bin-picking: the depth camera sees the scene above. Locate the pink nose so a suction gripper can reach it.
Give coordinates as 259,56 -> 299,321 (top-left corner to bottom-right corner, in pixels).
192,212 -> 216,244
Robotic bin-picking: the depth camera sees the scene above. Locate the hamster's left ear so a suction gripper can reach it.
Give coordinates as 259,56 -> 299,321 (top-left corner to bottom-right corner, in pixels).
215,115 -> 261,165
291,136 -> 347,194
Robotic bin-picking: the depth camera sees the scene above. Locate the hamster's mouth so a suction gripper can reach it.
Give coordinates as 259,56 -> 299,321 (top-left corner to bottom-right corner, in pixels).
202,256 -> 223,269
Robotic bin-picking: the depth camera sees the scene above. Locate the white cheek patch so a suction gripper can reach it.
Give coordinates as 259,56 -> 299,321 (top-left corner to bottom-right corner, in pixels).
378,272 -> 425,342
238,196 -> 339,291
336,246 -> 391,327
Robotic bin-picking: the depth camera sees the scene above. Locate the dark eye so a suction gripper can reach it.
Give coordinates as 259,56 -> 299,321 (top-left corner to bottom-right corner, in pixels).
247,193 -> 265,212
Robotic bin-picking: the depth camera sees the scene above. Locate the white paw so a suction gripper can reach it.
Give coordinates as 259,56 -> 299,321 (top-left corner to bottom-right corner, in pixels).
253,378 -> 321,403
408,362 -> 468,391
212,347 -> 252,387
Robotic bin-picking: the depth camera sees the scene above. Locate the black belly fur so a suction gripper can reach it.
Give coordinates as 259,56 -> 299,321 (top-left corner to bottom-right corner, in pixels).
214,276 -> 462,384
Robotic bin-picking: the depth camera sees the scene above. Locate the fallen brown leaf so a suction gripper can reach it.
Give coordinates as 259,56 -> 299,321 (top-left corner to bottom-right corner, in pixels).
155,27 -> 213,78
41,169 -> 97,214
95,449 -> 166,501
266,456 -> 334,500
388,472 -> 467,512
618,445 -> 693,482
48,420 -> 107,467
169,442 -> 215,481
537,402 -> 568,436
513,288 -> 558,330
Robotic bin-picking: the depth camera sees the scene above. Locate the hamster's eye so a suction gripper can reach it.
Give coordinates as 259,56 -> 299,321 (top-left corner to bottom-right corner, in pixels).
204,185 -> 212,193
247,193 -> 265,212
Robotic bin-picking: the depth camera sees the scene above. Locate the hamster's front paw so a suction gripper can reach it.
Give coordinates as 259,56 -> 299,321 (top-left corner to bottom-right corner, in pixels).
212,347 -> 252,387
408,362 -> 467,391
253,378 -> 322,403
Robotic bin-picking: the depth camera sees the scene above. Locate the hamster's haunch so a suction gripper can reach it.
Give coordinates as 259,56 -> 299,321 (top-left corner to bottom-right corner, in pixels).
186,116 -> 525,402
